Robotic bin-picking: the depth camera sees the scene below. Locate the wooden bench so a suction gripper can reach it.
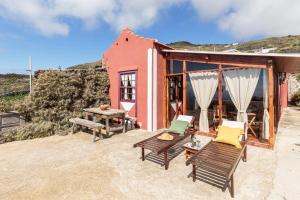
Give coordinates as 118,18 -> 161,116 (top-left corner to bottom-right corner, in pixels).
69,118 -> 104,142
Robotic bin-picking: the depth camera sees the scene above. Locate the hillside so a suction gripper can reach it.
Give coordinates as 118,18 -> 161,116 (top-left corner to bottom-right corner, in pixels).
168,35 -> 300,53
67,60 -> 102,69
0,73 -> 29,97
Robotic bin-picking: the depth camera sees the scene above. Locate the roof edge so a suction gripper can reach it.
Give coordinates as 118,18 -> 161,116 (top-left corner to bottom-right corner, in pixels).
161,49 -> 300,58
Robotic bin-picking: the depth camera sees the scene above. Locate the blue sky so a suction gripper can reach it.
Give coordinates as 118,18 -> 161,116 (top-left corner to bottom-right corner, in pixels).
0,0 -> 299,74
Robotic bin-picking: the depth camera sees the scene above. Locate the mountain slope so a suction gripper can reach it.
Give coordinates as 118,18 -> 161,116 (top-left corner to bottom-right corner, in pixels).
168,35 -> 300,53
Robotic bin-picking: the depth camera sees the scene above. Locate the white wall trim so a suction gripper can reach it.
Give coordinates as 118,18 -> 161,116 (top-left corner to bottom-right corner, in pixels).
147,48 -> 153,131
152,48 -> 158,131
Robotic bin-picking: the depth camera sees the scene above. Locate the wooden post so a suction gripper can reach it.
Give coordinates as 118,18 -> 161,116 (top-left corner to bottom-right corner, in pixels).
166,77 -> 170,127
183,60 -> 187,114
163,58 -> 167,128
268,61 -> 275,146
218,64 -> 223,125
175,77 -> 179,117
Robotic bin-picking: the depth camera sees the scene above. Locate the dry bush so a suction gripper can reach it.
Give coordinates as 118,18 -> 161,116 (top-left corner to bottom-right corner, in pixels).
0,101 -> 13,112
1,67 -> 110,144
290,89 -> 300,106
0,121 -> 59,144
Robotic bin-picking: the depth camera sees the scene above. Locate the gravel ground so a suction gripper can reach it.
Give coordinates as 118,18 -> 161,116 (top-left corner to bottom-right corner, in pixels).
267,107 -> 300,200
0,127 -> 277,200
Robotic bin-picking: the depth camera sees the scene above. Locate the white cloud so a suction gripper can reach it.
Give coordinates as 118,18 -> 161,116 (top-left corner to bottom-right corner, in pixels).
0,0 -> 183,36
0,0 -> 69,36
191,0 -> 300,39
0,0 -> 300,38
191,0 -> 234,21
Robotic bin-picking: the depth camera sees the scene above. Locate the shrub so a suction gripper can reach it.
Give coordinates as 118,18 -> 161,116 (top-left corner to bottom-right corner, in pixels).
0,101 -> 13,112
1,67 -> 110,143
290,89 -> 300,106
0,121 -> 58,144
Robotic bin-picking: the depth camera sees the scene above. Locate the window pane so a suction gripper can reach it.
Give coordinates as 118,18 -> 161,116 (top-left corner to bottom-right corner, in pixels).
186,62 -> 218,71
171,60 -> 183,73
120,72 -> 136,102
132,89 -> 136,100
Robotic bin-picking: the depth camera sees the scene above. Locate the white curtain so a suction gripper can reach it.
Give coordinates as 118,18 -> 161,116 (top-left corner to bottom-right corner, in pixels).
189,72 -> 218,132
223,68 -> 261,123
131,74 -> 136,100
262,69 -> 270,140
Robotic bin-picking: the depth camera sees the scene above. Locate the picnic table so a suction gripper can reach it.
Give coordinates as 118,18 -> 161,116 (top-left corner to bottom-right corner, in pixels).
83,108 -> 126,135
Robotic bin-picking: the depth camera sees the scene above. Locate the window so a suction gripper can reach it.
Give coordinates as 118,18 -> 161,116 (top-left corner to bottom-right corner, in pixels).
120,72 -> 136,102
168,60 -> 183,74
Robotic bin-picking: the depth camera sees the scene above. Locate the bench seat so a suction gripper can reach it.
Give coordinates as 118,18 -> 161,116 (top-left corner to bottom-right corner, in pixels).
69,118 -> 104,142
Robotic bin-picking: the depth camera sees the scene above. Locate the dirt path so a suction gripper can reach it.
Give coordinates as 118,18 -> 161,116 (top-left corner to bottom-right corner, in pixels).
267,107 -> 300,200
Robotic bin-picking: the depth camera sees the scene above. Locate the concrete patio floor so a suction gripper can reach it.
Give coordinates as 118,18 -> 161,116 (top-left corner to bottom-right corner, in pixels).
0,107 -> 299,200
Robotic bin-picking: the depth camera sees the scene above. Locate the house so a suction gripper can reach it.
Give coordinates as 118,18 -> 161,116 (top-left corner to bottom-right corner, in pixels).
103,28 -> 300,148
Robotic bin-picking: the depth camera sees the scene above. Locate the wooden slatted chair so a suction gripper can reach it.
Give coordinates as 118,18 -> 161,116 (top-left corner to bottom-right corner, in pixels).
186,120 -> 247,198
134,115 -> 195,170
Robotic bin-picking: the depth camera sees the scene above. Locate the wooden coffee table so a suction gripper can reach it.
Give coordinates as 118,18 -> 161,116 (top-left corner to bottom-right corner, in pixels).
183,142 -> 203,160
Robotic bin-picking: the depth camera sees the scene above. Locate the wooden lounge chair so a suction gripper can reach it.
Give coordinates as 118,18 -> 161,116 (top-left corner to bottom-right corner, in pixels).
186,120 -> 247,198
133,115 -> 195,170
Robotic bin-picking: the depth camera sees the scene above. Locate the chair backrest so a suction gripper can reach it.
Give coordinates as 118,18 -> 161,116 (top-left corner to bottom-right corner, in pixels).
222,120 -> 247,139
177,115 -> 194,124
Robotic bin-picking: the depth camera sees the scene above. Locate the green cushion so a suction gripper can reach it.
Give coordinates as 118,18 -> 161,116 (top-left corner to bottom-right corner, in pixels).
168,120 -> 189,136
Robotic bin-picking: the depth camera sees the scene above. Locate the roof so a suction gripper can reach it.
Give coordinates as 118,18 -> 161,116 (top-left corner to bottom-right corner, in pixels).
162,49 -> 300,73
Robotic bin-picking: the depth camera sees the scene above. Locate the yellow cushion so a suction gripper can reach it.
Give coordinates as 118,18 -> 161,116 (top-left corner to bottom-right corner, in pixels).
213,126 -> 243,149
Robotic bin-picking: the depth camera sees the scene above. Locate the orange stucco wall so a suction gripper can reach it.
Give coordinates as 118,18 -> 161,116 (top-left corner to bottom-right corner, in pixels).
103,29 -> 155,129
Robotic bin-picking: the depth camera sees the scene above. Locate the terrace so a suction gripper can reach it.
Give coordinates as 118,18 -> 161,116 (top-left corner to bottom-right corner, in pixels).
0,107 -> 299,199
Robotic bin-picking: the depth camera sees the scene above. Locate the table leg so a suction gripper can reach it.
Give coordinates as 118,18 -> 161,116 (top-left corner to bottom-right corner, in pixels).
0,116 -> 2,131
92,114 -> 96,122
122,113 -> 125,133
185,150 -> 188,160
142,148 -> 145,161
105,118 -> 109,135
243,145 -> 247,162
164,151 -> 169,170
93,129 -> 97,142
229,175 -> 234,198
192,165 -> 196,182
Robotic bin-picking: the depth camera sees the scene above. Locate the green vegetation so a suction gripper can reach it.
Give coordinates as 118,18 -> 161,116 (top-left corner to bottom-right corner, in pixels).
296,74 -> 300,82
168,35 -> 300,53
0,94 -> 27,102
290,89 -> 300,106
0,73 -> 29,95
0,67 -> 110,144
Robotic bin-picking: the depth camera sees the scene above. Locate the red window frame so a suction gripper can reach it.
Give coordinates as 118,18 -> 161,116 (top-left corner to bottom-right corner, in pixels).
119,71 -> 136,103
